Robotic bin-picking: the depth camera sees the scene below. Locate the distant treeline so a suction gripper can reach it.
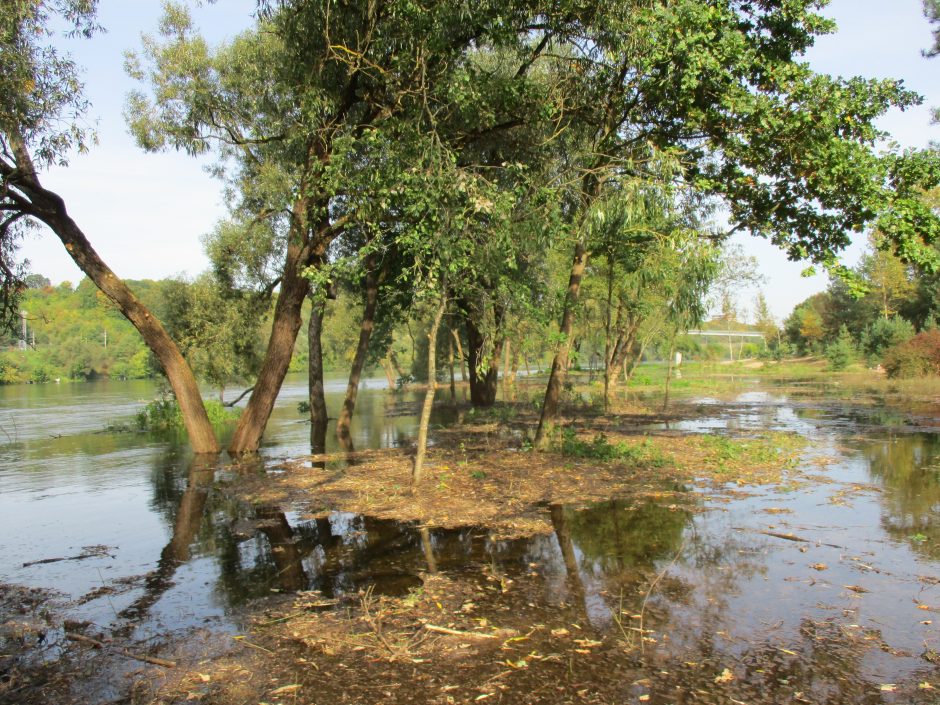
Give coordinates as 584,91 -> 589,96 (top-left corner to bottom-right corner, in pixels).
0,275 -> 369,388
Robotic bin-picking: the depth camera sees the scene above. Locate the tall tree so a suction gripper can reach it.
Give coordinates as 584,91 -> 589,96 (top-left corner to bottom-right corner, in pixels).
127,0 -> 562,453
533,0 -> 940,448
0,0 -> 220,453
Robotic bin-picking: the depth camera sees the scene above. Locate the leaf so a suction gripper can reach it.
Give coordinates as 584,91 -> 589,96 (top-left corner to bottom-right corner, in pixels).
714,668 -> 735,684
271,684 -> 302,695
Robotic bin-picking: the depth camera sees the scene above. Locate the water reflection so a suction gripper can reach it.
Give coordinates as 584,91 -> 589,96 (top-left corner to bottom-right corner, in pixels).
121,457 -> 215,621
7,377 -> 940,701
859,432 -> 940,558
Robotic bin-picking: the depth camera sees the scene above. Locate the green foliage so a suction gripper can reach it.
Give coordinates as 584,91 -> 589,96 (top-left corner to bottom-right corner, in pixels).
560,429 -> 670,467
883,330 -> 940,379
825,325 -> 856,371
136,394 -> 240,433
157,274 -> 267,397
861,317 -> 915,363
0,1 -> 101,330
0,278 -> 160,383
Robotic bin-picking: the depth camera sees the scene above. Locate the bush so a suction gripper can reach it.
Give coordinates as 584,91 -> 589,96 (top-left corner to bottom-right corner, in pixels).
136,394 -> 240,432
862,317 -> 915,363
825,325 -> 855,371
883,330 -> 940,379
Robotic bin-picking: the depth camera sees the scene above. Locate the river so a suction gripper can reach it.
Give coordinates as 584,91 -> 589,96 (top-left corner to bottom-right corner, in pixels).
2,375 -> 940,702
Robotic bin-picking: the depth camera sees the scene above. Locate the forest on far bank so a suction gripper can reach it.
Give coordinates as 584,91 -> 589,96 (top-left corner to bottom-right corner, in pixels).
9,215 -> 940,394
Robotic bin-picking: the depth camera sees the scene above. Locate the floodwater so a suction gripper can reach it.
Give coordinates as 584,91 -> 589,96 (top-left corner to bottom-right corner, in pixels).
2,377 -> 940,702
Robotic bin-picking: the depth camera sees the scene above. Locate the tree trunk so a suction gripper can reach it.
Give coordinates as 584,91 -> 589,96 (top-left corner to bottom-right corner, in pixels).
386,350 -> 406,385
412,294 -> 447,486
603,254 -> 615,412
450,329 -> 466,382
451,329 -> 467,382
509,344 -> 519,401
607,320 -> 640,393
501,338 -> 511,401
534,240 -> 589,450
624,340 -> 648,384
336,258 -> 380,439
663,339 -> 676,412
307,294 -> 329,454
464,311 -> 502,407
228,241 -> 311,454
23,182 -> 220,454
380,355 -> 396,389
448,336 -> 457,407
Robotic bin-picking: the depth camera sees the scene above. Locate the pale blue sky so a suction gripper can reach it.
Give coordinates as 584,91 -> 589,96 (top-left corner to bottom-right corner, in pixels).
21,0 -> 940,321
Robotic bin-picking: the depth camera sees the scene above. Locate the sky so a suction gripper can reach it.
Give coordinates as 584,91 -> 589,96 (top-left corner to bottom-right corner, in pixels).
19,0 -> 940,322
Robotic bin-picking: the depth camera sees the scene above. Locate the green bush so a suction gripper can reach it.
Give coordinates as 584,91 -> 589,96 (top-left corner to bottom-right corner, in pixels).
136,394 -> 240,432
862,317 -> 915,363
883,330 -> 940,379
825,325 -> 855,371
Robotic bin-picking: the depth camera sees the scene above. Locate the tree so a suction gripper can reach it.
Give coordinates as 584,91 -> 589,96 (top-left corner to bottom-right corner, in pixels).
532,1 -> 940,447
753,291 -> 778,346
0,0 -> 219,452
159,274 -> 266,401
925,0 -> 940,58
127,1 -> 561,453
857,233 -> 915,320
798,307 -> 826,353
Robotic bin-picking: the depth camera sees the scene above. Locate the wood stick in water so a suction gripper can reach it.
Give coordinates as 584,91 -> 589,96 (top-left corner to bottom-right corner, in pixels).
423,624 -> 498,639
66,632 -> 176,668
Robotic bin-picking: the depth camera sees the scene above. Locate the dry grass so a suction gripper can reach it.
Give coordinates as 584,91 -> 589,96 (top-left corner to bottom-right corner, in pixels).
235,415 -> 809,538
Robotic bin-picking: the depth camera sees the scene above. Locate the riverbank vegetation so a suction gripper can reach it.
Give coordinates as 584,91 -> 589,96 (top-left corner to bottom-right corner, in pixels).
4,0 -> 940,460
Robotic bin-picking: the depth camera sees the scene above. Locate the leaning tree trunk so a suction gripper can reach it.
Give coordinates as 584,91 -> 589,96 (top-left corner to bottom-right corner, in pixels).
534,240 -> 590,450
22,180 -> 219,453
307,294 -> 329,454
502,338 -> 512,401
663,338 -> 676,412
336,258 -> 380,439
412,294 -> 447,486
228,240 -> 312,455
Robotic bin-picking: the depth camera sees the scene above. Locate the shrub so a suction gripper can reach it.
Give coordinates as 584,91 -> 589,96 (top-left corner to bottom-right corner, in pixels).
136,394 -> 240,432
862,317 -> 915,363
883,330 -> 940,379
825,325 -> 856,371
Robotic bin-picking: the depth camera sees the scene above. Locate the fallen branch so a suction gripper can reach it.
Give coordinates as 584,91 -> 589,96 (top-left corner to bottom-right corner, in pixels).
733,528 -> 843,549
423,624 -> 498,639
23,545 -> 114,567
224,386 -> 255,407
65,632 -> 176,668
